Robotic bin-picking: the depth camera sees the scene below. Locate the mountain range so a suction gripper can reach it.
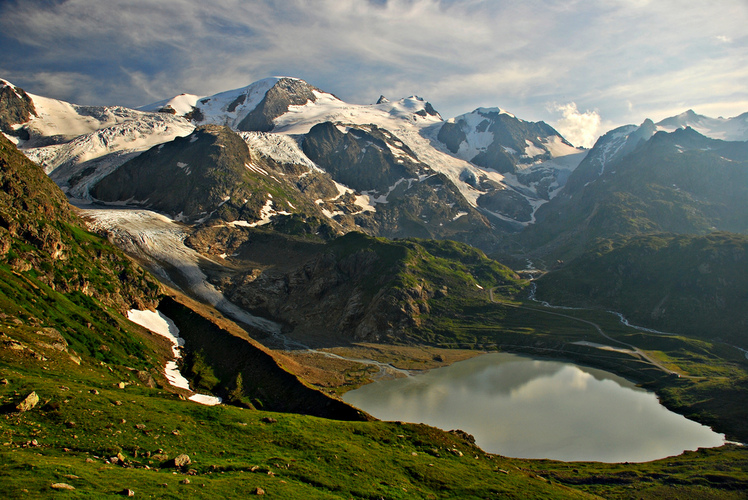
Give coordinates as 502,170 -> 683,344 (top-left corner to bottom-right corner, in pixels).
2,74 -> 748,497
5,76 -> 746,256
2,76 -> 747,322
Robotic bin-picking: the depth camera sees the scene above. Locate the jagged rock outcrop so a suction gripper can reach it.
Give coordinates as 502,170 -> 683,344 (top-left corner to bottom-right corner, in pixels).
0,80 -> 37,138
237,78 -> 318,132
437,108 -> 572,174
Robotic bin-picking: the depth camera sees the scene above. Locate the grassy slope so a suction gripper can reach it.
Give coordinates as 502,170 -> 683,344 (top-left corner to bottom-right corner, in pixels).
3,133 -> 748,498
0,269 -> 593,499
0,134 -> 594,498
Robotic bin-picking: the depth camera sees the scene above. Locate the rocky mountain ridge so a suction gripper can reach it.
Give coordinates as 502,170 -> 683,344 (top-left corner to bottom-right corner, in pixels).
3,76 -> 747,260
2,77 -> 589,249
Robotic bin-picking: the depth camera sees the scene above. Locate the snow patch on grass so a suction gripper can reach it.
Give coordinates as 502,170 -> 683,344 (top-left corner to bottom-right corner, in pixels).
127,309 -> 222,405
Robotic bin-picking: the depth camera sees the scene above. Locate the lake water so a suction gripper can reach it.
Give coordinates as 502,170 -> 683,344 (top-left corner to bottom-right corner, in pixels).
342,352 -> 725,462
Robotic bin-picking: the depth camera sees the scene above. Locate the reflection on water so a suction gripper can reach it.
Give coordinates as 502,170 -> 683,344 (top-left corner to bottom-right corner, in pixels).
343,353 -> 725,462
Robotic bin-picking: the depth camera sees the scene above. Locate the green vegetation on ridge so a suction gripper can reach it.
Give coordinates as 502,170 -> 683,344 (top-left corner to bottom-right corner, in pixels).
536,232 -> 748,348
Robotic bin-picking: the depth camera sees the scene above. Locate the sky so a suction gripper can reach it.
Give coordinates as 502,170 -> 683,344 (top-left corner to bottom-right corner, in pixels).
1,0 -> 747,148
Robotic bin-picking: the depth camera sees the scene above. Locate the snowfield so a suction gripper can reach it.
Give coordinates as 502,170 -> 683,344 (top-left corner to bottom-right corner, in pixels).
16,91 -> 195,200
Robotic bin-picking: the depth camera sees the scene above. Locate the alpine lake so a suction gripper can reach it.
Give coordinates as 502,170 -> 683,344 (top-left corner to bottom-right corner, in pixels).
343,352 -> 725,463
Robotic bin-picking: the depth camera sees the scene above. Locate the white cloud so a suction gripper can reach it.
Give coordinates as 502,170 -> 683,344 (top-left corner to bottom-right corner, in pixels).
0,0 -> 746,129
551,102 -> 601,149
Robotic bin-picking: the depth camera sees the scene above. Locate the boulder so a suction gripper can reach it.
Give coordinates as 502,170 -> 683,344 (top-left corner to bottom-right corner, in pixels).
136,370 -> 156,388
50,483 -> 75,490
16,392 -> 39,412
168,454 -> 191,468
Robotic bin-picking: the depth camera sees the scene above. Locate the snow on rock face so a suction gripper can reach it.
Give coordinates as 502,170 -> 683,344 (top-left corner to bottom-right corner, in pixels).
227,198 -> 291,227
655,109 -> 748,141
239,131 -> 319,170
127,309 -> 221,405
524,139 -> 545,158
138,93 -> 201,116
438,107 -> 581,168
189,78 -> 279,129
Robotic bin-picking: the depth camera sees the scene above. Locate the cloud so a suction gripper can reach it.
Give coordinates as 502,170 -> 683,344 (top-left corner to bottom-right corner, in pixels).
551,102 -> 601,149
0,0 -> 746,137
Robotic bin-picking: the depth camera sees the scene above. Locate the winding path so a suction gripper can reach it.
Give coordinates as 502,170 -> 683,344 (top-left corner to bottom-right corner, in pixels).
488,287 -> 681,377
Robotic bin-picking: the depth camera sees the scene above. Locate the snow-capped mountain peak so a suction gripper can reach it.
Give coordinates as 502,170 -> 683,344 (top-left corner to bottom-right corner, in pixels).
137,93 -> 202,116
437,106 -> 582,172
655,109 -> 748,141
472,107 -> 516,119
0,79 -> 30,102
8,75 -> 627,247
141,77 -> 282,129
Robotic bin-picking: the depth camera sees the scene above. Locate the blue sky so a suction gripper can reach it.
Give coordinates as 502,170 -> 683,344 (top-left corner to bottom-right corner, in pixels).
1,0 -> 746,147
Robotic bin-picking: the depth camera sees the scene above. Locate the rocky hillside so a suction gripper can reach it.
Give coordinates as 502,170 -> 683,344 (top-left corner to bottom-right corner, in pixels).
535,232 -> 748,347
519,127 -> 748,262
91,125 -> 336,232
0,133 -> 160,313
185,228 -> 523,346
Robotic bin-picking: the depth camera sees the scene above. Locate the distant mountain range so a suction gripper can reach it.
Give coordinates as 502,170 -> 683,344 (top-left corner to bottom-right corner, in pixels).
521,120 -> 748,263
1,76 -> 747,262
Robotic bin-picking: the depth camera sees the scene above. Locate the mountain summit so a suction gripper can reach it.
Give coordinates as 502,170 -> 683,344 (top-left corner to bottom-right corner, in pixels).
655,109 -> 748,141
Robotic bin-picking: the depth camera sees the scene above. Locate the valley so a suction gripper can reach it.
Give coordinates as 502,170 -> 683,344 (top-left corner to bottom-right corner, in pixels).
1,75 -> 748,498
